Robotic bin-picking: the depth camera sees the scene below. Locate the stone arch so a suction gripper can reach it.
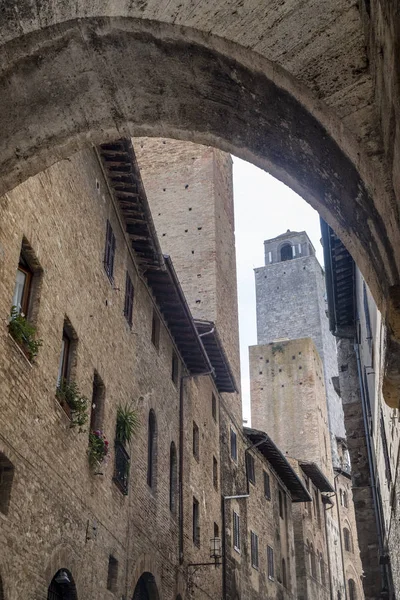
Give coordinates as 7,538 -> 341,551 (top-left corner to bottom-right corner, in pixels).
44,543 -> 82,593
132,573 -> 159,600
47,570 -> 78,600
0,16 -> 398,313
129,554 -> 162,600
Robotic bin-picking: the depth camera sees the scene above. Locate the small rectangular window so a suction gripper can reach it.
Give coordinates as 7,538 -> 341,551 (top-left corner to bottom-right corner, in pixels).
107,556 -> 118,592
279,490 -> 284,519
264,471 -> 271,500
193,421 -> 199,461
213,456 -> 218,490
104,220 -> 116,282
12,256 -> 32,316
151,310 -> 160,350
89,371 -> 105,432
171,350 -> 179,385
267,545 -> 275,580
251,531 -> 259,569
233,511 -> 240,552
212,393 -> 217,422
124,272 -> 134,326
57,330 -> 71,387
193,497 -> 200,547
214,522 -> 219,538
246,453 -> 256,485
230,428 -> 237,462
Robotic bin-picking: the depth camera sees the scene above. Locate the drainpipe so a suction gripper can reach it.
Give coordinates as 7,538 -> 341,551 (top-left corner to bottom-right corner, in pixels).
221,438 -> 267,599
323,495 -> 335,600
354,340 -> 391,596
179,368 -> 214,565
334,474 -> 347,600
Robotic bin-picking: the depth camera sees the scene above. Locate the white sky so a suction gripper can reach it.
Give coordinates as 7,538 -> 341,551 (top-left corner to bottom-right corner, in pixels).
232,156 -> 324,423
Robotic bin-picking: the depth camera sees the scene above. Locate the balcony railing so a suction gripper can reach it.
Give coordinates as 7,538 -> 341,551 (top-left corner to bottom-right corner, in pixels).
113,442 -> 130,495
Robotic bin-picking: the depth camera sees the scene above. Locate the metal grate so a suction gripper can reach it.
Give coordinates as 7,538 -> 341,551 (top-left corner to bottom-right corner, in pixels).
113,442 -> 130,495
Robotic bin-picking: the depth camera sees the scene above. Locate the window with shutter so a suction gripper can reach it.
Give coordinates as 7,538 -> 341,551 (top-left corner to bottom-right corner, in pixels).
233,511 -> 240,552
251,531 -> 259,568
104,220 -> 116,282
124,272 -> 134,326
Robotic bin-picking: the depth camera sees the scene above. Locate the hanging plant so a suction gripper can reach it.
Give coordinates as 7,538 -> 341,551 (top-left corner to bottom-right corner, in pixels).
8,306 -> 43,362
88,430 -> 110,469
56,379 -> 88,431
115,402 -> 140,445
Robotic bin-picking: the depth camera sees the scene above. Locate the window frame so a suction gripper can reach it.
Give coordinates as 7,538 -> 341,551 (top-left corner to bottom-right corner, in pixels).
147,410 -> 157,489
233,511 -> 241,553
246,452 -> 256,485
171,350 -> 179,386
13,261 -> 32,316
57,330 -> 71,387
264,471 -> 271,500
193,497 -> 200,547
267,545 -> 275,581
193,421 -> 200,461
151,310 -> 161,350
212,393 -> 217,422
250,531 -> 259,569
213,456 -> 218,490
230,428 -> 237,462
104,219 -> 116,283
124,271 -> 134,327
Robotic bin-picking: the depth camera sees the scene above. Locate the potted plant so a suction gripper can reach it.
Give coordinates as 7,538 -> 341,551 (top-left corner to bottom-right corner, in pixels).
88,429 -> 109,471
56,379 -> 88,430
8,306 -> 43,362
115,402 -> 140,446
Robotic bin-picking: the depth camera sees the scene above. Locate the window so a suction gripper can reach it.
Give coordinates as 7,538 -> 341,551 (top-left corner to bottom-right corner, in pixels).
319,553 -> 326,586
314,490 -> 321,527
213,456 -> 218,490
281,557 -> 286,587
0,452 -> 14,515
246,453 -> 255,484
104,220 -> 116,281
107,556 -> 118,592
279,490 -> 284,519
214,522 -> 219,538
169,442 -> 177,513
212,393 -> 217,422
264,471 -> 271,500
147,410 -> 157,488
251,531 -> 259,569
233,511 -> 240,552
124,272 -> 134,327
309,543 -> 317,578
193,421 -> 199,461
151,310 -> 160,350
348,579 -> 356,600
171,350 -> 179,385
380,410 -> 392,486
343,528 -> 352,552
230,428 -> 237,461
280,243 -> 292,262
57,329 -> 71,387
267,545 -> 274,580
193,497 -> 200,547
89,371 -> 105,433
12,255 -> 32,315
363,282 -> 372,349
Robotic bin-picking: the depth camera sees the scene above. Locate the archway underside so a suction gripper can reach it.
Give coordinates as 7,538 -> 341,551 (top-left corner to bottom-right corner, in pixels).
1,16 -> 400,406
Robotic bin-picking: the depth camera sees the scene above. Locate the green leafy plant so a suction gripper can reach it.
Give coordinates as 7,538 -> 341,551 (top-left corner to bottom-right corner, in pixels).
88,430 -> 109,468
8,306 -> 43,362
115,402 -> 140,445
56,379 -> 88,430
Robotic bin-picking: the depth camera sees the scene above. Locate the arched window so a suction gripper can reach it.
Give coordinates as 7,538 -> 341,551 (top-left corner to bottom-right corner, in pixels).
343,527 -> 352,552
280,243 -> 293,262
281,558 -> 287,587
169,442 -> 177,512
348,579 -> 356,600
147,410 -> 157,488
343,491 -> 348,508
47,570 -> 78,600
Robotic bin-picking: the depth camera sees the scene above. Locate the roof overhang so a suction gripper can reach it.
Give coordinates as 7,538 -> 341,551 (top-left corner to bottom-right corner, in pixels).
98,139 -> 212,375
244,428 -> 312,502
320,218 -> 356,338
299,461 -> 335,493
195,320 -> 237,393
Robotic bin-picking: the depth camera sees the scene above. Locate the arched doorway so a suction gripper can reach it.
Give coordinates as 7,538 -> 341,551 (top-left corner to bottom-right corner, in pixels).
132,573 -> 159,600
47,570 -> 77,600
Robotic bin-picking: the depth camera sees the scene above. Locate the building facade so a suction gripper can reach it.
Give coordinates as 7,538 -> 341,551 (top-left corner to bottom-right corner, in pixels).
250,231 -> 364,600
321,220 -> 400,599
0,138 -> 313,600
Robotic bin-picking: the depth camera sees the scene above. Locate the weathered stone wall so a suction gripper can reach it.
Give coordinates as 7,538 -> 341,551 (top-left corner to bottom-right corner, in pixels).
250,337 -> 333,480
254,233 -> 345,467
135,138 -> 242,423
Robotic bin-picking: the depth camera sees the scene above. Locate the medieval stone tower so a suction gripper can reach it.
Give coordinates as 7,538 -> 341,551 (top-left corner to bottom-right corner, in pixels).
253,230 -> 345,468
